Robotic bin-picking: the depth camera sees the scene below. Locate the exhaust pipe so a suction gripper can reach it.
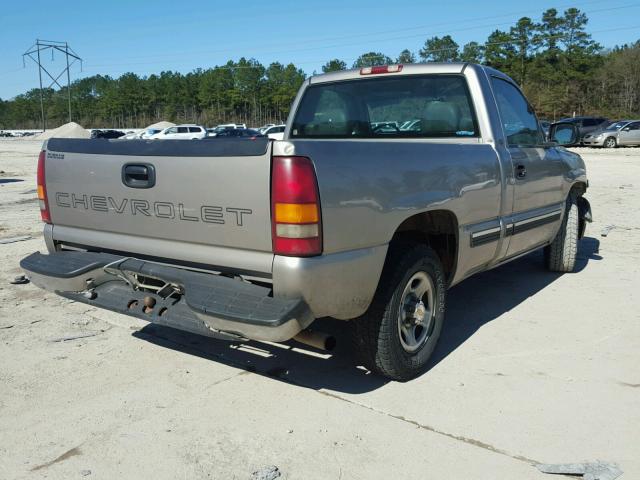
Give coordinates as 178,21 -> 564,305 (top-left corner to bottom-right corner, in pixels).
293,329 -> 336,351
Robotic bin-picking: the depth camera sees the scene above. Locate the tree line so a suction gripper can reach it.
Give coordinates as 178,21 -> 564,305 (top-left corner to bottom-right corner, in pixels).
1,7 -> 638,129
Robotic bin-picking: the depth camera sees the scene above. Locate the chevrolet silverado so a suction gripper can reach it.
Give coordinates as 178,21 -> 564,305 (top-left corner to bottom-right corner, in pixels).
21,63 -> 592,380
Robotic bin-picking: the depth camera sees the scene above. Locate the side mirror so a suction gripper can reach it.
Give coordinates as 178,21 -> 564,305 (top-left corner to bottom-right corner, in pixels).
622,127 -> 631,131
549,123 -> 578,146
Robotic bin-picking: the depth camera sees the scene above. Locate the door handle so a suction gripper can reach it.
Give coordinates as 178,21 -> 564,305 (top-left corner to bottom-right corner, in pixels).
122,163 -> 156,188
515,164 -> 527,178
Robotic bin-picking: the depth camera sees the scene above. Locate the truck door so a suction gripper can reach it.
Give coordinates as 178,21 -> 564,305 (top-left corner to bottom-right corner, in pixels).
490,77 -> 566,258
619,121 -> 640,145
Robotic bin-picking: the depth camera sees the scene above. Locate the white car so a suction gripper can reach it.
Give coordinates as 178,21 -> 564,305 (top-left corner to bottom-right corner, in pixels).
256,124 -> 275,133
139,128 -> 165,139
150,125 -> 207,140
263,124 -> 286,140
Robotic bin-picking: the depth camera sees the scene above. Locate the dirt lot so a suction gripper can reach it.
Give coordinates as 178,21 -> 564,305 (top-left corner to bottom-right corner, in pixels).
1,139 -> 638,479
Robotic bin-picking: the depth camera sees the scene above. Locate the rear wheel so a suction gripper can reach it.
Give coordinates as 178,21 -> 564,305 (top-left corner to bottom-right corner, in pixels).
604,137 -> 617,148
351,244 -> 446,381
545,193 -> 579,272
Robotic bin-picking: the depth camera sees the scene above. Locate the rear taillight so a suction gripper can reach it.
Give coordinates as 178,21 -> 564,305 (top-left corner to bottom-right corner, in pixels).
271,156 -> 322,256
37,150 -> 51,223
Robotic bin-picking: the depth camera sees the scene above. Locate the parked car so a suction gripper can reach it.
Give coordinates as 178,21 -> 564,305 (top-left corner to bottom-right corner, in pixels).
207,126 -> 236,137
582,120 -> 640,148
139,128 -> 163,139
556,116 -> 609,143
217,123 -> 247,130
257,124 -> 276,134
150,125 -> 207,140
120,131 -> 143,140
210,128 -> 264,138
91,129 -> 126,139
21,63 -> 592,381
262,124 -> 286,140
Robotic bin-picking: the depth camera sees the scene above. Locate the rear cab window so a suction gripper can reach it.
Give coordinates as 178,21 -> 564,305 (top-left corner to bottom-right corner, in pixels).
291,74 -> 479,139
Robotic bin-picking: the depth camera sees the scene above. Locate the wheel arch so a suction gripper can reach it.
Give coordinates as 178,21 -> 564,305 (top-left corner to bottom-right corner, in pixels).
571,181 -> 588,196
388,209 -> 459,285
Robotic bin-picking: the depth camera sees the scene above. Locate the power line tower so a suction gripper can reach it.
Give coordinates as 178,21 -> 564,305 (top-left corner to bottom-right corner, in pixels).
23,39 -> 82,131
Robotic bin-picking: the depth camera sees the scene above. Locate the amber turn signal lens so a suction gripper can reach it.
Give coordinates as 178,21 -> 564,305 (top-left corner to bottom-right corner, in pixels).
274,203 -> 319,224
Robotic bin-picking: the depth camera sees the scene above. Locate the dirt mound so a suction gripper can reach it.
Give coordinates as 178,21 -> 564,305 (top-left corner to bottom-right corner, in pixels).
145,121 -> 175,130
37,122 -> 90,140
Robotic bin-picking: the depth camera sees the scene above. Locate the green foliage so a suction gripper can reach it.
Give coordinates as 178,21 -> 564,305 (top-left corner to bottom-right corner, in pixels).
396,49 -> 416,64
419,35 -> 459,62
461,42 -> 482,63
322,59 -> 347,73
0,59 -> 305,129
353,52 -> 393,68
484,29 -> 517,74
1,7 -> 638,129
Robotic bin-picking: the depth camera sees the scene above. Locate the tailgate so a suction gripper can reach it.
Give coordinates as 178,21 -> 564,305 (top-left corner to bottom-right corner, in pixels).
44,138 -> 273,260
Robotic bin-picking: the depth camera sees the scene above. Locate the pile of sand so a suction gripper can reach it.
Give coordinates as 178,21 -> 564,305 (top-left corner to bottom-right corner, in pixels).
146,121 -> 175,130
37,122 -> 90,140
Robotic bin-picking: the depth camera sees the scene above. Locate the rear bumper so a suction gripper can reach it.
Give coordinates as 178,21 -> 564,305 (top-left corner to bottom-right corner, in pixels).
20,251 -> 314,342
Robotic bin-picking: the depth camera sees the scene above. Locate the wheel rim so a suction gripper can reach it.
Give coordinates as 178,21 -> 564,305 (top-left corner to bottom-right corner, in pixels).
397,271 -> 436,353
605,138 -> 615,148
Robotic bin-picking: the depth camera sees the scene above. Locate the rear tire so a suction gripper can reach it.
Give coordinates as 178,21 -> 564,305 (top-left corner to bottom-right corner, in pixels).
351,244 -> 446,381
545,193 -> 579,272
604,137 -> 617,148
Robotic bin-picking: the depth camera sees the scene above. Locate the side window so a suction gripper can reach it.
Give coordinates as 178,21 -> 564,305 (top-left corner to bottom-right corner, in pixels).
628,122 -> 640,131
165,127 -> 177,134
177,127 -> 188,134
491,77 -> 542,147
582,118 -> 597,127
189,127 -> 201,133
275,126 -> 285,133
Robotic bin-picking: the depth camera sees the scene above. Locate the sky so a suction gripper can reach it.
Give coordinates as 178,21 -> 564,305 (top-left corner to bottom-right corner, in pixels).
1,0 -> 639,99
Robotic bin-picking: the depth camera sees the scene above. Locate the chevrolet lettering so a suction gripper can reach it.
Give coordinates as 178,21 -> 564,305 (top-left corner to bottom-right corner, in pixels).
53,193 -> 252,226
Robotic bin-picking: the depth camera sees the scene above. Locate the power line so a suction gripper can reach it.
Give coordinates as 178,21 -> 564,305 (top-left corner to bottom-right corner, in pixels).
82,0 -> 623,65
4,6 -> 637,99
77,23 -> 640,78
0,2 -> 632,78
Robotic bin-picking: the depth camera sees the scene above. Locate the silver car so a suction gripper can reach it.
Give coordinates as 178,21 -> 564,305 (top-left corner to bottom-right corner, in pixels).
582,120 -> 640,148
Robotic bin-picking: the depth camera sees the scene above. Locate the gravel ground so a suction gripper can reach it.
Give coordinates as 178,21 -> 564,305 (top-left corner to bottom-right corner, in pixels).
0,139 -> 638,479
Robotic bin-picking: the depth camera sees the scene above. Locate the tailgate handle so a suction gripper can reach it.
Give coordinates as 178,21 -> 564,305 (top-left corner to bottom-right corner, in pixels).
122,163 -> 155,189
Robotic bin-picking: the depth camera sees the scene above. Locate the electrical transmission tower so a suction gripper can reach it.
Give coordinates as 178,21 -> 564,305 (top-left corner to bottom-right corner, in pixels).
23,40 -> 82,131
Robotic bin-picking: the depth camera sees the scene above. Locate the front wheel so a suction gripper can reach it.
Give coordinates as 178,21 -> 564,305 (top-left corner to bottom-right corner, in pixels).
604,137 -> 617,148
351,244 -> 446,381
545,193 -> 579,272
